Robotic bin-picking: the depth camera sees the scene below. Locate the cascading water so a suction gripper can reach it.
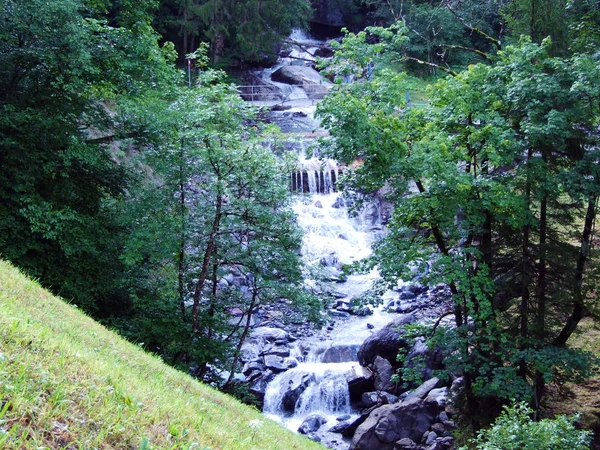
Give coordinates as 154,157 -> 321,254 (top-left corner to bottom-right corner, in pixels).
245,28 -> 395,448
261,187 -> 394,444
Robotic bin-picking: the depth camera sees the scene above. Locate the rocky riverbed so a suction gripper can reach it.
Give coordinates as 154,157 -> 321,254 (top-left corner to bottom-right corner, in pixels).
235,191 -> 459,450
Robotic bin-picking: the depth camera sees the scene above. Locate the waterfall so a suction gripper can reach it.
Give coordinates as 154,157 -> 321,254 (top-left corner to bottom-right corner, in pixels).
263,362 -> 353,419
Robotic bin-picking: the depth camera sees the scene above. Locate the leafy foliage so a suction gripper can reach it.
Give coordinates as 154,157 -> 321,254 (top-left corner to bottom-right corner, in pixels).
464,402 -> 591,450
317,24 -> 600,421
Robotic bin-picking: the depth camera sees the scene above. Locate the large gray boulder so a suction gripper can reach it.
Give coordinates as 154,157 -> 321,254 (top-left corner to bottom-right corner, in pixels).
404,377 -> 441,402
322,344 -> 360,363
350,398 -> 440,450
345,365 -> 374,401
298,413 -> 328,434
271,65 -> 330,98
280,371 -> 316,413
357,314 -> 417,366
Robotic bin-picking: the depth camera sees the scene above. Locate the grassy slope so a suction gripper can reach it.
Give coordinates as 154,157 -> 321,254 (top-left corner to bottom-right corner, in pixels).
0,260 -> 322,450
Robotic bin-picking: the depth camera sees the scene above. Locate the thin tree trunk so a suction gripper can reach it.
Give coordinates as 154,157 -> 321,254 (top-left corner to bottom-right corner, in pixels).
224,285 -> 259,388
519,148 -> 533,378
179,141 -> 187,319
553,198 -> 597,346
192,186 -> 223,335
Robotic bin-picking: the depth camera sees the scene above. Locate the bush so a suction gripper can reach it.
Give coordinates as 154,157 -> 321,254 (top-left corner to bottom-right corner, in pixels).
463,402 -> 591,450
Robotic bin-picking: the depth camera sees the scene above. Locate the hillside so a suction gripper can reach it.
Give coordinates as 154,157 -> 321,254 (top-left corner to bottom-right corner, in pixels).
0,260 -> 322,449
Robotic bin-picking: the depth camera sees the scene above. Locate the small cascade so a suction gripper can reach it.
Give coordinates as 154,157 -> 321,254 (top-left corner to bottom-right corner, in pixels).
288,138 -> 344,194
263,362 -> 354,422
291,168 -> 342,194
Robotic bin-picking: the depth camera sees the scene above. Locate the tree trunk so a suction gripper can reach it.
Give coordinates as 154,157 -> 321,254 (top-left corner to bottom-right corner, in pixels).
192,184 -> 223,335
553,198 -> 596,346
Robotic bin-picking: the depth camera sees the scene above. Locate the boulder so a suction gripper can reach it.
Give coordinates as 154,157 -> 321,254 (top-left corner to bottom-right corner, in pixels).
406,338 -> 444,381
345,365 -> 374,401
394,437 -> 417,450
242,361 -> 265,376
425,387 -> 448,408
373,356 -> 395,392
350,306 -> 373,316
357,314 -> 417,366
271,65 -> 330,98
298,413 -> 328,434
404,378 -> 441,402
262,343 -> 290,357
361,391 -> 399,408
329,420 -> 353,434
280,372 -> 316,413
248,370 -> 275,402
263,355 -> 289,372
249,327 -> 289,343
350,398 -> 440,450
322,344 -> 360,363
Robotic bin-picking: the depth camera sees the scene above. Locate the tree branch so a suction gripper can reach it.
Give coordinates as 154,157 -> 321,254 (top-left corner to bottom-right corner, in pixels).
440,44 -> 491,61
444,2 -> 502,50
400,57 -> 457,76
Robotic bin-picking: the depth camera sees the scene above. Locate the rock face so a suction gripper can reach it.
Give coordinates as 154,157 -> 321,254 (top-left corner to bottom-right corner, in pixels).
271,65 -> 330,98
281,371 -> 316,413
322,344 -> 361,363
350,398 -> 440,450
357,314 -> 417,366
373,356 -> 395,392
298,413 -> 329,434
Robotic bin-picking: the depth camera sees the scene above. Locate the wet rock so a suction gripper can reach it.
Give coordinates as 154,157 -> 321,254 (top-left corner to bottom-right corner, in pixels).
298,413 -> 328,434
314,200 -> 323,208
345,365 -> 374,401
271,66 -> 330,98
322,344 -> 360,363
279,371 -> 316,413
357,314 -> 417,366
329,421 -> 353,434
332,196 -> 346,209
264,355 -> 288,373
361,391 -> 399,408
320,253 -> 340,268
350,306 -> 373,316
242,361 -> 265,376
367,323 -> 375,330
373,356 -> 395,392
330,309 -> 351,318
262,343 -> 290,357
249,327 -> 289,343
306,433 -> 321,442
350,398 -> 440,450
248,370 -> 275,402
399,291 -> 417,300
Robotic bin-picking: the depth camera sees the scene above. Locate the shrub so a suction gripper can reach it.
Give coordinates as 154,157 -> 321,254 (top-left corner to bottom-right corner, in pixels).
463,402 -> 591,450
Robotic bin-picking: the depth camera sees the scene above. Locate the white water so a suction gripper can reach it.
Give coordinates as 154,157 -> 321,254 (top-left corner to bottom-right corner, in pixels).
263,190 -> 394,437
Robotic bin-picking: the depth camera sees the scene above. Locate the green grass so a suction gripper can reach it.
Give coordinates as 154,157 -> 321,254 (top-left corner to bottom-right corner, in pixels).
0,260 -> 322,449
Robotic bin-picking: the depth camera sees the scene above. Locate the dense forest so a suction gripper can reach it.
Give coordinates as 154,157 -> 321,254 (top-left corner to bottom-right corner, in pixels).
1,0 -> 600,447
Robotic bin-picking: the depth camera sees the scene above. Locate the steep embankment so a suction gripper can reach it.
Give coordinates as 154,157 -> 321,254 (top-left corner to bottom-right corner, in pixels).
0,260 -> 323,449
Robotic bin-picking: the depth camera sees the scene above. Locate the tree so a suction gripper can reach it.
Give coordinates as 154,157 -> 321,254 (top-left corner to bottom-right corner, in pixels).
112,68 -> 319,383
316,25 -> 600,424
156,0 -> 312,65
0,0 -> 176,314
